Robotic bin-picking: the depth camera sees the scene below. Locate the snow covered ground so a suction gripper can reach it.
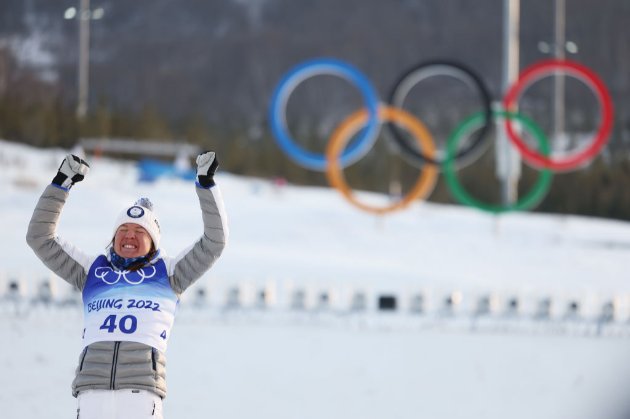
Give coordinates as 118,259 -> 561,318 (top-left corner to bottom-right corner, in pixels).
2,139 -> 630,419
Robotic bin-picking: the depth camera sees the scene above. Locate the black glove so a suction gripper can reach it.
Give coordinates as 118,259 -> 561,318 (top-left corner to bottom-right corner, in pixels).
52,154 -> 90,189
196,151 -> 219,188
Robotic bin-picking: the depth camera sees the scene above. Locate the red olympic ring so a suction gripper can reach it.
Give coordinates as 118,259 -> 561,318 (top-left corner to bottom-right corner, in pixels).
503,59 -> 614,171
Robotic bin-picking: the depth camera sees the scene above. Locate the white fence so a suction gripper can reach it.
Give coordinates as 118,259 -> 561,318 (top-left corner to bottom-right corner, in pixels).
2,273 -> 629,337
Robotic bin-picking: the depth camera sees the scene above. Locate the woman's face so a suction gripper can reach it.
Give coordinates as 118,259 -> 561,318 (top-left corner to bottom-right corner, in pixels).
114,223 -> 153,258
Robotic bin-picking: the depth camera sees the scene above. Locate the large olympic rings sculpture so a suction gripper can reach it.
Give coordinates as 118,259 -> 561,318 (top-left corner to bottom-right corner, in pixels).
268,57 -> 614,215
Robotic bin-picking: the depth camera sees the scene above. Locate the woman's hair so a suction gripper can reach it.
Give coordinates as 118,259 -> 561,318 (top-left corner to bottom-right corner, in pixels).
126,247 -> 157,271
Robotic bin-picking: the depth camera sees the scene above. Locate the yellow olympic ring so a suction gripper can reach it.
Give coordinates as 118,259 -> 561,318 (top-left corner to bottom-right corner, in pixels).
325,105 -> 438,215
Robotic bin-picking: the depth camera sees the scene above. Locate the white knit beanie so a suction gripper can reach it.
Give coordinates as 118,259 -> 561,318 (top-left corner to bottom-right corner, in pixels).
112,198 -> 161,249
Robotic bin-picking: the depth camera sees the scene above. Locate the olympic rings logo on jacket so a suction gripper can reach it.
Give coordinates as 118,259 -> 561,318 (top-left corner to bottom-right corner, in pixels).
94,265 -> 157,285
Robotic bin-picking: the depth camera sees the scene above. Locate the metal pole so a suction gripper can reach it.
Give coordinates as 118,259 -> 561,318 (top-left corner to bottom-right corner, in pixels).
77,0 -> 91,119
553,0 -> 566,144
497,0 -> 521,205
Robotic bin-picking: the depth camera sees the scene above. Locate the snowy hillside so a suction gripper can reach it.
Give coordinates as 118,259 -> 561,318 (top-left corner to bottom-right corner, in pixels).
2,139 -> 630,419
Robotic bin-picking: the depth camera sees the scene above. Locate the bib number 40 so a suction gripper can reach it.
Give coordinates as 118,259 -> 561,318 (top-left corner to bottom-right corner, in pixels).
100,314 -> 137,334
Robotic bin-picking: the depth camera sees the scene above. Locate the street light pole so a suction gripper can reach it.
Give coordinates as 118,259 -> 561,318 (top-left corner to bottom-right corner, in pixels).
77,0 -> 91,119
553,0 -> 566,143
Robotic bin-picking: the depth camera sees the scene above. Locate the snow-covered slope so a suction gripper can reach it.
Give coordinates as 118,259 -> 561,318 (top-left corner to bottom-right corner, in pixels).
2,140 -> 630,419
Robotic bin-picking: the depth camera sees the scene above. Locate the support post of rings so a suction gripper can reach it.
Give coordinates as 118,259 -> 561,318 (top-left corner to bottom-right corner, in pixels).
553,0 -> 566,144
497,0 -> 522,206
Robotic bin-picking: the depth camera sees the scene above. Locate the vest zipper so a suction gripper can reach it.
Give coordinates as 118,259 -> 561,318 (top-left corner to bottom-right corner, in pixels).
151,348 -> 157,372
78,347 -> 88,371
110,341 -> 121,389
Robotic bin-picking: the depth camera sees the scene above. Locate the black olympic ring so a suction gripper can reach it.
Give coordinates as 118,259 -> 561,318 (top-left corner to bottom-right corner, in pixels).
386,60 -> 493,168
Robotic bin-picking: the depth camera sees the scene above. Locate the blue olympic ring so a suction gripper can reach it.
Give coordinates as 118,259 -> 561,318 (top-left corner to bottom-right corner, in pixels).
268,58 -> 380,171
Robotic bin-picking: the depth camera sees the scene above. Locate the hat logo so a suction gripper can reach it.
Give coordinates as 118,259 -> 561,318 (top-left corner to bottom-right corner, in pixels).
127,206 -> 145,218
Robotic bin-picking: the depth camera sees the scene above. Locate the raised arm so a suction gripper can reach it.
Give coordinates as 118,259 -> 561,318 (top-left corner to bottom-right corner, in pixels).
169,151 -> 229,294
26,154 -> 93,290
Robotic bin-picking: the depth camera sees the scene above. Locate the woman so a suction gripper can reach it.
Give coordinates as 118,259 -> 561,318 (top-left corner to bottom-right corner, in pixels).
26,152 -> 228,418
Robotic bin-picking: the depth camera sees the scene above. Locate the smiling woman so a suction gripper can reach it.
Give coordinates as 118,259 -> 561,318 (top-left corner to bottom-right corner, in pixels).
110,199 -> 161,268
114,223 -> 153,259
25,152 -> 229,419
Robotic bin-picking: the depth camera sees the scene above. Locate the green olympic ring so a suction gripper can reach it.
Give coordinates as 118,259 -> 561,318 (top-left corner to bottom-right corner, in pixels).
443,110 -> 553,214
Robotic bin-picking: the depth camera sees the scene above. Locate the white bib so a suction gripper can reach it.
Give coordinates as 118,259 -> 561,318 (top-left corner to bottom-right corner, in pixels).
82,256 -> 178,353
